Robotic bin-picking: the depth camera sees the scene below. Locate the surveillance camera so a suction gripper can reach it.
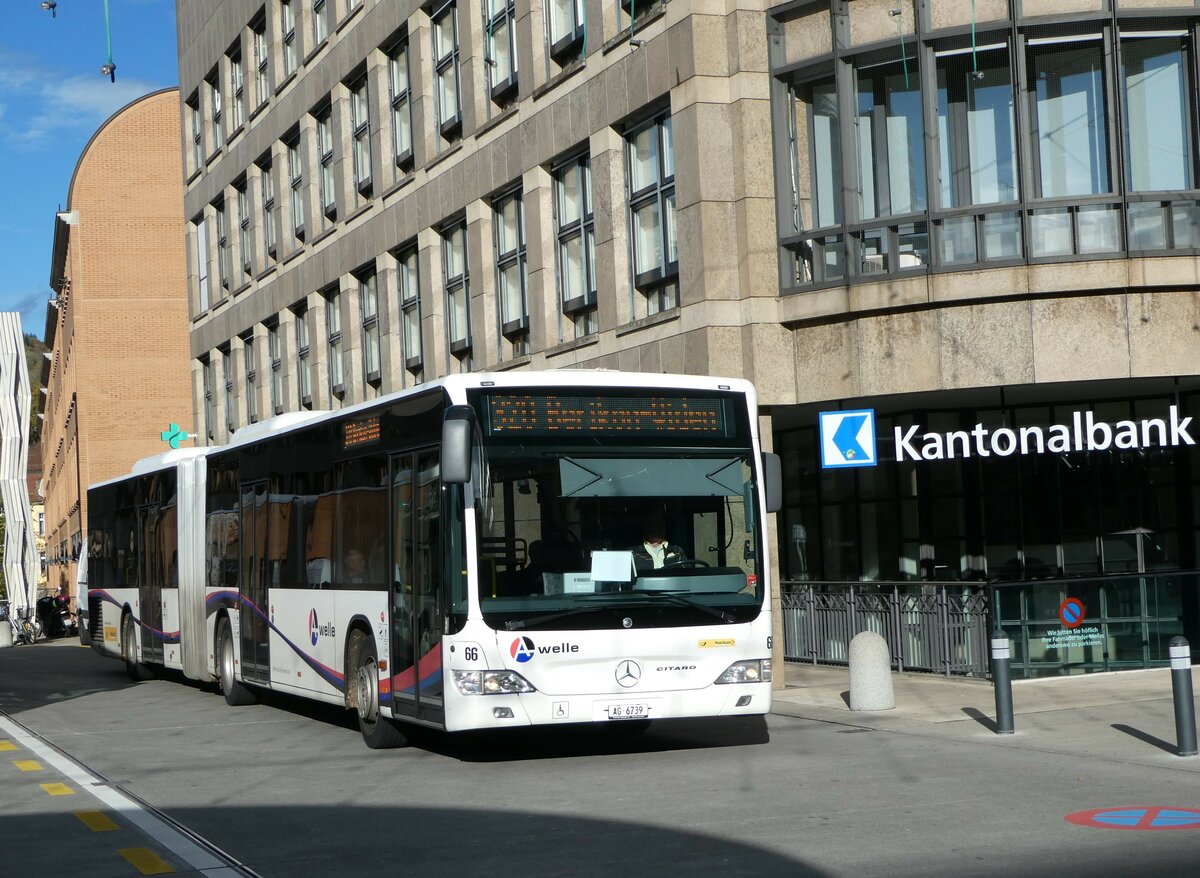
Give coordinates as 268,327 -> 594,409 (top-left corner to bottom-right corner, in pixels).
41,0 -> 57,15
100,62 -> 116,82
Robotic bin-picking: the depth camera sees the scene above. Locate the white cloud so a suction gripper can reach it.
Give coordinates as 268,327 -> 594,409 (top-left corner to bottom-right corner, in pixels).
0,46 -> 165,149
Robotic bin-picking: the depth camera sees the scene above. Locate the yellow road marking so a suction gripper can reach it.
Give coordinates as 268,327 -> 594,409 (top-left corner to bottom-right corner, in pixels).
0,740 -> 16,751
40,782 -> 75,796
14,760 -> 42,772
119,848 -> 176,875
75,810 -> 120,832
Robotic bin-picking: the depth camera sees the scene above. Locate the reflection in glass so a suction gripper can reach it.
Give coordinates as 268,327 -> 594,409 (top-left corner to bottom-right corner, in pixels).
937,47 -> 1017,208
1031,41 -> 1109,197
808,80 -> 841,228
1122,35 -> 1191,192
858,60 -> 926,219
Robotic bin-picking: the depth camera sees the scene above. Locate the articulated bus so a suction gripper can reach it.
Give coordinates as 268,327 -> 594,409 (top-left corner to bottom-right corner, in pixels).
85,371 -> 782,748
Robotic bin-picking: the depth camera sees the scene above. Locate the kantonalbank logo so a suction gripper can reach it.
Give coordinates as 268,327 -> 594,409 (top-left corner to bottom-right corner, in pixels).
820,406 -> 1195,467
510,637 -> 580,663
309,609 -> 335,646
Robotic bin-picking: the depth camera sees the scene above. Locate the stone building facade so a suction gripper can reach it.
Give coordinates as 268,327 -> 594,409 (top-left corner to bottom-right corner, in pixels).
179,0 -> 1200,675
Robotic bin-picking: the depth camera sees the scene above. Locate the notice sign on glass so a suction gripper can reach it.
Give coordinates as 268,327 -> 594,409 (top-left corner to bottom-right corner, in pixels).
486,394 -> 727,437
342,415 -> 382,449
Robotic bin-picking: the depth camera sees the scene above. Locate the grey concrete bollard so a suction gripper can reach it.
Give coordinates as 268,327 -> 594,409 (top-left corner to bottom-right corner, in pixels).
849,631 -> 895,711
0,623 -> 11,649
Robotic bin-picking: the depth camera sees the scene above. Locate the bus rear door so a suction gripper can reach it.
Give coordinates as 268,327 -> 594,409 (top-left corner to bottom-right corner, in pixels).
239,481 -> 271,684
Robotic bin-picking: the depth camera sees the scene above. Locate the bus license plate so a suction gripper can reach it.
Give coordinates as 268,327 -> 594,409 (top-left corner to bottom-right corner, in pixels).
607,703 -> 650,720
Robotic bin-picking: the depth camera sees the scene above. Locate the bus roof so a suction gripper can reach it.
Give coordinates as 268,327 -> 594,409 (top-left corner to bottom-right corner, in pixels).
88,371 -> 756,492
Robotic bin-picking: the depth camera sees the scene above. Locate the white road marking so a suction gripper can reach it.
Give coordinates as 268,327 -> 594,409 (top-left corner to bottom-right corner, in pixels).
0,714 -> 244,878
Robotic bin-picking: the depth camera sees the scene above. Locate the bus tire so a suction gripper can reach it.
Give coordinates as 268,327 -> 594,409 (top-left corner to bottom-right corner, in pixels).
217,617 -> 256,706
350,631 -> 407,749
122,615 -> 153,681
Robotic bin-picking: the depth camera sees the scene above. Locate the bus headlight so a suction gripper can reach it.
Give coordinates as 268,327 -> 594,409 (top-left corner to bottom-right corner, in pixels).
452,670 -> 536,695
715,659 -> 772,684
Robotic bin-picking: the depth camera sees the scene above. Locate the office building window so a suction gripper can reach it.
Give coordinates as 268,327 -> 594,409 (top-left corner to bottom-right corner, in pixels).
222,346 -> 235,434
432,1 -> 462,139
202,357 -> 216,441
326,291 -> 344,397
350,75 -> 372,200
268,323 -> 283,415
236,182 -> 251,278
230,48 -> 246,131
398,246 -> 422,372
288,137 -> 305,241
493,190 -> 528,355
208,70 -> 224,151
1028,38 -> 1109,199
243,334 -> 259,424
216,199 -> 231,292
313,0 -> 328,45
388,40 -> 413,168
486,0 -> 518,103
442,221 -> 470,355
281,0 -> 297,78
189,97 -> 202,172
317,106 -> 336,225
627,113 -> 677,314
359,270 -> 381,388
553,153 -> 596,337
195,217 -> 210,312
857,55 -> 926,219
349,0 -> 363,10
549,0 -> 585,64
295,305 -> 312,407
253,19 -> 270,107
936,45 -> 1017,210
1122,33 -> 1192,193
260,159 -> 278,262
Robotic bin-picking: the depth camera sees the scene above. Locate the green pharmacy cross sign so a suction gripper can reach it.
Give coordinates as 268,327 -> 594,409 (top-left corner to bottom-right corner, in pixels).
160,423 -> 191,449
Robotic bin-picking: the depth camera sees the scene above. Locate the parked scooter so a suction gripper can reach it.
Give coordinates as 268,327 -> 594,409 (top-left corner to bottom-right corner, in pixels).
36,595 -> 76,639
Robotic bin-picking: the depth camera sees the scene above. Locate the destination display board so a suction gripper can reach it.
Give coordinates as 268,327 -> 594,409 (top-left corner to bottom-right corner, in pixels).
342,416 -> 382,449
485,394 -> 730,437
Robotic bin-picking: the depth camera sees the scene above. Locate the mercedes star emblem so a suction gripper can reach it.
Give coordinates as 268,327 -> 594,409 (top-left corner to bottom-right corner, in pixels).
615,660 -> 641,688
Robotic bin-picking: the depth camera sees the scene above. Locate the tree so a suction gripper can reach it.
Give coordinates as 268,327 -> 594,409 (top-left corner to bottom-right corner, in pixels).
24,333 -> 46,446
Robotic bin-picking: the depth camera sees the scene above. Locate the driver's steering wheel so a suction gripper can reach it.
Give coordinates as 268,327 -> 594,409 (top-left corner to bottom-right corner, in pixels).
664,558 -> 710,569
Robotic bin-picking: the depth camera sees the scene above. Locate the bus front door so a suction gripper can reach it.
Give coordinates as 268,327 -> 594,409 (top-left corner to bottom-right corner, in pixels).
390,450 -> 444,724
239,482 -> 271,684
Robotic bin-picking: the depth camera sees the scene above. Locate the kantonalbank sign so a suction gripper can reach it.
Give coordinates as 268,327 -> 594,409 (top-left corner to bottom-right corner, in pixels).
819,406 -> 1195,469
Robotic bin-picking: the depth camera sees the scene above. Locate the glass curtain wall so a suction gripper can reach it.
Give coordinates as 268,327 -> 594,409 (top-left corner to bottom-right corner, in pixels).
778,19 -> 1200,288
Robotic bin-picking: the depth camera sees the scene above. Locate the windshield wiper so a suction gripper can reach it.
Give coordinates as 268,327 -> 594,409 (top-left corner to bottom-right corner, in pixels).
503,594 -> 633,630
629,591 -> 736,624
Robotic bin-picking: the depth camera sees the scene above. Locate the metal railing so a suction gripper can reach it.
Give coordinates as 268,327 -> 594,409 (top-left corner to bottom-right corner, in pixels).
780,582 -> 991,677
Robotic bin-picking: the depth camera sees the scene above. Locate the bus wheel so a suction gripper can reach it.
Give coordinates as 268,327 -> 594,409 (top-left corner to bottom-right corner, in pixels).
217,618 -> 256,706
122,615 -> 153,682
350,632 -> 407,749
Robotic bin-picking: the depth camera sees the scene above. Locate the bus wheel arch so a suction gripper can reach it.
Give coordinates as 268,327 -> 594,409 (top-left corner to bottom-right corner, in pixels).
216,613 -> 256,706
121,609 -> 153,681
346,628 -> 406,749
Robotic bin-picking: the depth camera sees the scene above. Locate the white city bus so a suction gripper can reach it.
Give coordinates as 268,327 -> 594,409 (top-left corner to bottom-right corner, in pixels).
85,371 -> 782,748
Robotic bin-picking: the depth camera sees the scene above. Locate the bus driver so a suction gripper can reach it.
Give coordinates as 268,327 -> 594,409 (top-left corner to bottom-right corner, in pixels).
630,515 -> 685,571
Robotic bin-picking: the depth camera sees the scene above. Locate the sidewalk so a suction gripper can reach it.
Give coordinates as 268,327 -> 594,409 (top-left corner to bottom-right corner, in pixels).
772,661 -> 1200,769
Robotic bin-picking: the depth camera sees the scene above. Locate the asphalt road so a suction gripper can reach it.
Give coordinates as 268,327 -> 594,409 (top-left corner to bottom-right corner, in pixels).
2,640 -> 1199,878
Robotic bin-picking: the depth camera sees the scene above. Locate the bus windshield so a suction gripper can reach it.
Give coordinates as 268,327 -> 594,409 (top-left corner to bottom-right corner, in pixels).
473,445 -> 764,631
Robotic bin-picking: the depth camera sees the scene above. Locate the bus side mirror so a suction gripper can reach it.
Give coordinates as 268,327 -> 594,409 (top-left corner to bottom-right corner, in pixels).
442,405 -> 475,484
762,452 -> 782,514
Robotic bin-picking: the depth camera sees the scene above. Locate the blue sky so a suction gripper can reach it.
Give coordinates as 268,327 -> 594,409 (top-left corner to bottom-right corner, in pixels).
0,0 -> 179,339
